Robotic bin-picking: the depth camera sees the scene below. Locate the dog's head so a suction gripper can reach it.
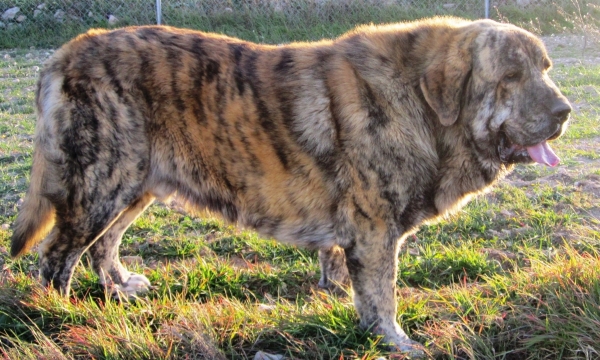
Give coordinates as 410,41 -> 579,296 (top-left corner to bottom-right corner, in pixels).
420,20 -> 571,167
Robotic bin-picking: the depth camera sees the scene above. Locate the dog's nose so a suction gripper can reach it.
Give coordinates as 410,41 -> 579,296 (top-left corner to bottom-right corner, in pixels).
552,100 -> 571,123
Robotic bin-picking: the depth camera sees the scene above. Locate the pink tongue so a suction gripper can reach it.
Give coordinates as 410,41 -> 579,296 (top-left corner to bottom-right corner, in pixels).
526,142 -> 560,167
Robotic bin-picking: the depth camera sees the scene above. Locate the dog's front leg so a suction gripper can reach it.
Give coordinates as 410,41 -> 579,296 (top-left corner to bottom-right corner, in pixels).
344,232 -> 424,356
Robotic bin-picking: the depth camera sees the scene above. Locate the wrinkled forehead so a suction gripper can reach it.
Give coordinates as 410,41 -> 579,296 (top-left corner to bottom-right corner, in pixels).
474,24 -> 550,71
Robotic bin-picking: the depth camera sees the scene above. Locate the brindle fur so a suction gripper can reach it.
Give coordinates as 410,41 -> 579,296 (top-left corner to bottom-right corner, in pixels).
11,17 -> 570,352
318,246 -> 350,294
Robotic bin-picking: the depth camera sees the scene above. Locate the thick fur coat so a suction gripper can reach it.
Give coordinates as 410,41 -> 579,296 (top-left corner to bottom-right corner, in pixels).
11,17 -> 570,352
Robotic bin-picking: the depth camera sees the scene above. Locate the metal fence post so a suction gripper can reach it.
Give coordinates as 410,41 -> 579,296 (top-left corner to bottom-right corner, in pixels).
156,0 -> 162,25
485,0 -> 489,18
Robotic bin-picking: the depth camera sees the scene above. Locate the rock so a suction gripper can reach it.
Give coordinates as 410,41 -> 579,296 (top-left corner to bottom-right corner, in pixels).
1,224 -> 9,230
16,15 -> 26,23
1,7 -> 20,21
0,21 -> 5,28
33,9 -> 42,18
54,9 -> 65,21
443,3 -> 456,9
108,14 -> 118,25
257,304 -> 276,312
224,7 -> 233,13
88,11 -> 93,17
37,3 -> 46,10
254,352 -> 284,360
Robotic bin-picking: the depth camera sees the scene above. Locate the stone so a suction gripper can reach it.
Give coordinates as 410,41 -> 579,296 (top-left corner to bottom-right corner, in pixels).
33,9 -> 42,18
0,21 -> 5,28
253,352 -> 284,360
54,9 -> 65,21
37,3 -> 46,10
16,15 -> 26,23
443,3 -> 456,9
1,7 -> 20,21
108,14 -> 118,25
257,304 -> 276,312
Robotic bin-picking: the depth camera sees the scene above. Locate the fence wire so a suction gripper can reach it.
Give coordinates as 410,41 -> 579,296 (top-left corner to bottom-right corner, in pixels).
0,0 -> 595,48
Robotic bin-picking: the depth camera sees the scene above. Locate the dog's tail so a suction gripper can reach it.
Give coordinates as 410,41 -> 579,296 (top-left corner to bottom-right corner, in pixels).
10,148 -> 56,258
11,66 -> 61,258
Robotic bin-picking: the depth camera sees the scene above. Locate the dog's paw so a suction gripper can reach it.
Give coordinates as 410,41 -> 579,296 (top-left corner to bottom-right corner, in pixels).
392,340 -> 426,358
373,323 -> 426,358
111,273 -> 152,300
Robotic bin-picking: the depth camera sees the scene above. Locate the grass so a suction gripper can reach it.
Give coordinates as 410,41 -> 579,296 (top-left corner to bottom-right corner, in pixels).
1,0 -> 599,48
0,10 -> 600,360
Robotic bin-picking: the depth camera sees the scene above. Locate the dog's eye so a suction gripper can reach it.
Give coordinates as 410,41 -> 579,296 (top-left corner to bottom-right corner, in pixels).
504,71 -> 521,82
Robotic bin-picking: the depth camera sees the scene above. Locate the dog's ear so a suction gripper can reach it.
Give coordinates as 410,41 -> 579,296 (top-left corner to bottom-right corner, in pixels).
420,46 -> 472,126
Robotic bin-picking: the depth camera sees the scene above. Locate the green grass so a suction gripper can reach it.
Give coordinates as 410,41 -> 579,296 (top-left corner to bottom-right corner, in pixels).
0,12 -> 600,360
1,0 -> 598,48
493,1 -> 600,35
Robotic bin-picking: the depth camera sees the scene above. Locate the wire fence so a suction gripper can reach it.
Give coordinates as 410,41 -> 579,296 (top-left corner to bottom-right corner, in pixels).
0,0 -> 596,48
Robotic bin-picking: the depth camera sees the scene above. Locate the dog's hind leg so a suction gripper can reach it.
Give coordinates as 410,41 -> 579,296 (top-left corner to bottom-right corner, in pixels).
37,172 -> 148,296
38,201 -> 135,296
86,192 -> 155,298
318,245 -> 350,295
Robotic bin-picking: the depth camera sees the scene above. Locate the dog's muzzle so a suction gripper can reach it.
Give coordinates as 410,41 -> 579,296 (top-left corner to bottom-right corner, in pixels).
499,98 -> 571,167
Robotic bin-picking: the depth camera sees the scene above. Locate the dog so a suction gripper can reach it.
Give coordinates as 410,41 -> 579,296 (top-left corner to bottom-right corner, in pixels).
11,17 -> 570,353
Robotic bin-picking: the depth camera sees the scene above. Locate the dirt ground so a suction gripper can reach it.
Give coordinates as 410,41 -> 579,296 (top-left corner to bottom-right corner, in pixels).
542,33 -> 600,65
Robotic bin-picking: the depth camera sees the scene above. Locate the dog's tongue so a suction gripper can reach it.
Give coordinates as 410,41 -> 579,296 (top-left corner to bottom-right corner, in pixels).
526,142 -> 559,167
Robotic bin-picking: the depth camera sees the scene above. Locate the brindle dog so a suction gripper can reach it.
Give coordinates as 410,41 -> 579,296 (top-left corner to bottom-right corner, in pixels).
11,17 -> 570,353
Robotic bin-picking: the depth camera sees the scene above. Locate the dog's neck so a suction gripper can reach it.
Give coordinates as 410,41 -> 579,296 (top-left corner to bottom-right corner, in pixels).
431,123 -> 512,219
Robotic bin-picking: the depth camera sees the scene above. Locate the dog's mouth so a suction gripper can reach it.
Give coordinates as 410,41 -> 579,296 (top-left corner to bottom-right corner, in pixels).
498,131 -> 560,167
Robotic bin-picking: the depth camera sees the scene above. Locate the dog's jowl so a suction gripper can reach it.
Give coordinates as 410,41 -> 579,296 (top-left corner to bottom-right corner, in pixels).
11,17 -> 570,353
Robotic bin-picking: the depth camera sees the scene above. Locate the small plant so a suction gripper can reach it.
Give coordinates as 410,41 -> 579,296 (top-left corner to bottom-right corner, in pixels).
557,0 -> 600,56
